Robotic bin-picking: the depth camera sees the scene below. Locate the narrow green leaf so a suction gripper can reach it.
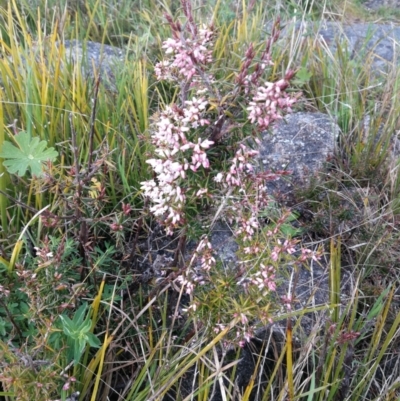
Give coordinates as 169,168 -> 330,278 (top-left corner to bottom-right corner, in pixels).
59,315 -> 75,337
73,302 -> 89,326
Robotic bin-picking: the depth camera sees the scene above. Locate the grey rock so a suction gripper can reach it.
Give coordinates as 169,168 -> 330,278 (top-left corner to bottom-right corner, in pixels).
282,20 -> 400,75
259,112 -> 339,201
54,21 -> 400,92
205,108 -> 352,399
205,110 -> 343,399
59,40 -> 126,89
209,220 -> 238,268
12,39 -> 127,91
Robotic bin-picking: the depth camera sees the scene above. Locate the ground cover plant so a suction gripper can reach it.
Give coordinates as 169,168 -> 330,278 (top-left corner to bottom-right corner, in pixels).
0,0 -> 399,400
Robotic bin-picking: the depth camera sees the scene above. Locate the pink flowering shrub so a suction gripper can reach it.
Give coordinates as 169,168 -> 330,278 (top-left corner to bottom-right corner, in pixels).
141,2 -> 299,234
141,0 -> 319,345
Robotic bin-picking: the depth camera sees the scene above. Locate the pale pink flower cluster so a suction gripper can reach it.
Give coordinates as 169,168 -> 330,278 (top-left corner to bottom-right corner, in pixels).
0,284 -> 10,296
250,264 -> 277,295
62,376 -> 77,391
242,60 -> 274,93
235,321 -> 255,348
213,144 -> 259,238
213,143 -> 266,193
247,78 -> 298,131
213,323 -> 226,334
145,13 -> 299,240
214,318 -> 256,348
281,294 -> 294,311
271,238 -> 297,261
213,143 -> 274,242
189,236 -> 216,271
177,236 -> 215,295
141,103 -> 213,233
235,214 -> 259,242
155,25 -> 214,81
34,246 -> 54,260
142,19 -> 214,235
225,144 -> 259,187
298,247 -> 322,263
177,274 -> 196,295
243,244 -> 261,254
241,239 -> 322,297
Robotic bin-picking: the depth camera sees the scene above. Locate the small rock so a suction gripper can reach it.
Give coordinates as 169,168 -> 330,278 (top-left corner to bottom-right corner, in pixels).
259,112 -> 339,201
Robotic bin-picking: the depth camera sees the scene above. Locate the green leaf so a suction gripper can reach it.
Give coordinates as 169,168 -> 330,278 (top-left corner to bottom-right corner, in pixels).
280,223 -> 303,237
293,66 -> 312,86
49,330 -> 63,349
80,314 -> 93,334
59,315 -> 75,337
0,317 -> 7,337
73,302 -> 89,325
86,332 -> 101,348
260,206 -> 303,238
367,286 -> 391,320
0,131 -> 58,177
286,210 -> 301,223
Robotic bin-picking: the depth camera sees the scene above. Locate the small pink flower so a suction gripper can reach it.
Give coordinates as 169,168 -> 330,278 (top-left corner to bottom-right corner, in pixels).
122,203 -> 132,215
299,248 -> 321,262
283,239 -> 297,254
281,295 -> 293,311
154,60 -> 171,80
214,323 -> 226,334
110,223 -> 123,232
196,188 -> 208,196
177,275 -> 195,294
250,264 -> 276,292
271,246 -> 280,261
234,312 -> 249,325
214,172 -> 224,182
200,139 -> 214,148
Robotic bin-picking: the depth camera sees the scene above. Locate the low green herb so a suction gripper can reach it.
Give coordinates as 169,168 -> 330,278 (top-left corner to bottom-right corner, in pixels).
59,302 -> 101,366
0,130 -> 58,177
